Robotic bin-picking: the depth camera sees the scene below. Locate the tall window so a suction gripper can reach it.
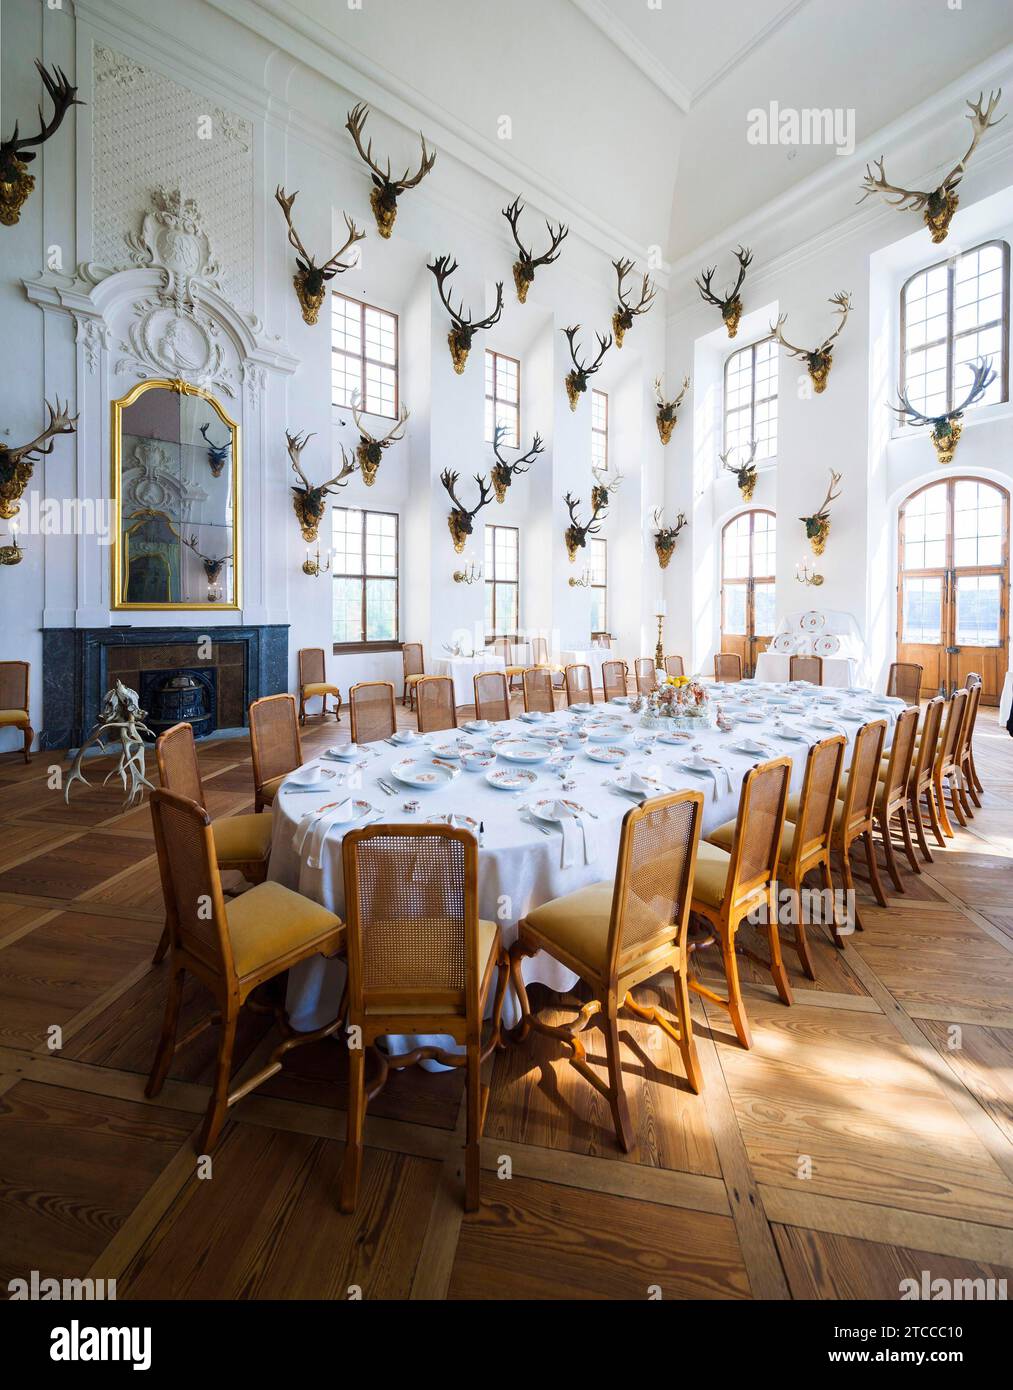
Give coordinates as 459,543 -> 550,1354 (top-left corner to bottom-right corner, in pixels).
331,292 -> 398,418
484,350 -> 520,446
900,240 -> 1009,422
484,524 -> 519,638
589,537 -> 608,633
331,507 -> 399,649
724,339 -> 778,462
591,389 -> 608,471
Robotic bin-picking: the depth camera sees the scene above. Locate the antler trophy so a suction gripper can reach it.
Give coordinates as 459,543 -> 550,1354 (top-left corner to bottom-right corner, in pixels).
64,682 -> 155,812
184,533 -> 230,601
350,396 -> 409,486
889,357 -> 995,465
696,246 -> 753,338
275,187 -> 364,325
1,398 -> 77,519
800,470 -> 843,555
652,507 -> 688,570
287,430 -> 357,542
199,422 -> 231,478
440,469 -> 494,552
859,90 -> 1004,243
346,102 -> 436,239
0,61 -> 83,227
770,292 -> 851,394
428,255 -> 504,374
562,325 -> 612,411
563,492 -> 606,562
720,441 -> 759,501
502,197 -> 568,303
611,258 -> 656,348
654,376 -> 690,445
490,423 -> 544,503
591,466 -> 623,512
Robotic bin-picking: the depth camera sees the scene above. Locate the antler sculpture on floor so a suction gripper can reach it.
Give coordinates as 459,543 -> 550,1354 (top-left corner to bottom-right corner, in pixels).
64,681 -> 155,811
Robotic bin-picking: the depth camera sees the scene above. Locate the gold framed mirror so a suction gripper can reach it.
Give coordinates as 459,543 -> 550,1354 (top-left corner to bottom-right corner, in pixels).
111,378 -> 241,610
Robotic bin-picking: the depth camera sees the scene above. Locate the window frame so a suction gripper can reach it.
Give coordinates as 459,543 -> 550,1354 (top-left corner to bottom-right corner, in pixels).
484,522 -> 520,641
330,505 -> 401,654
720,507 -> 777,639
723,338 -> 779,462
330,291 -> 400,421
590,535 -> 608,634
484,349 -> 521,447
591,388 -> 609,472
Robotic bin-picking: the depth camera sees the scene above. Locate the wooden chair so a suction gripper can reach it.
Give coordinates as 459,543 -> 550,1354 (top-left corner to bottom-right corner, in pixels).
871,705 -> 921,892
474,670 -> 510,723
402,642 -> 425,709
339,824 -> 508,1212
714,652 -> 742,682
902,694 -> 946,862
491,636 -> 526,689
887,661 -> 923,706
522,667 -> 555,714
146,789 -> 344,1151
0,660 -> 32,764
249,694 -> 302,813
932,688 -> 969,838
510,791 -> 705,1151
789,654 -> 824,685
602,659 -> 628,701
707,736 -> 845,986
963,673 -> 984,796
591,631 -> 612,648
688,758 -> 791,1047
955,680 -> 982,818
297,648 -> 341,726
416,675 -> 457,732
634,658 -> 658,694
564,663 -> 593,706
531,636 -> 564,684
349,681 -> 396,744
664,655 -> 685,679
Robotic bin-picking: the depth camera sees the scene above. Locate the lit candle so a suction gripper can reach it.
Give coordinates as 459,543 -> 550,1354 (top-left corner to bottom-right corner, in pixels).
656,598 -> 667,617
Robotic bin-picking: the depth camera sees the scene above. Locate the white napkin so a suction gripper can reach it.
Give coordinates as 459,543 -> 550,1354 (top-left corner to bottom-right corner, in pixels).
617,770 -> 654,799
547,799 -> 598,869
293,798 -> 357,869
681,754 -> 732,799
736,737 -> 769,756
779,723 -> 809,740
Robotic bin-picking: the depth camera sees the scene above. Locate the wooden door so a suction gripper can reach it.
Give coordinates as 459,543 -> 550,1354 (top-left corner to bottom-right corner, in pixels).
721,510 -> 776,677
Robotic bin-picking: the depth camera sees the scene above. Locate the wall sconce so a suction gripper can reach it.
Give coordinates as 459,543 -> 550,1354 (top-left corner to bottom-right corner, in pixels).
0,520 -> 23,567
568,568 -> 591,588
302,544 -> 331,578
453,557 -> 482,584
794,555 -> 824,587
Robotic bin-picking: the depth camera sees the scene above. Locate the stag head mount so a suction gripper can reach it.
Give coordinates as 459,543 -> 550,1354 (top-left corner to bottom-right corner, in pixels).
275,187 -> 364,325
502,197 -> 568,304
563,492 -> 606,562
440,469 -> 494,552
428,256 -> 504,374
287,430 -> 357,542
562,325 -> 612,411
652,508 -> 688,570
654,376 -> 690,445
770,292 -> 851,394
199,423 -> 231,479
590,466 -> 623,513
184,532 -> 229,588
0,61 -> 83,227
351,397 -> 409,486
490,423 -> 545,503
859,90 -> 1004,243
346,103 -> 436,239
800,469 -> 843,556
0,399 -> 77,520
720,441 -> 759,501
890,357 -> 995,464
611,258 -> 656,348
696,246 -> 753,338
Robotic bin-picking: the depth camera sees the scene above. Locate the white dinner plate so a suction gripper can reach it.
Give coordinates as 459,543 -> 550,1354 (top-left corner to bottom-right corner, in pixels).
587,725 -> 626,743
657,730 -> 693,744
609,773 -> 664,799
486,767 -> 538,792
428,741 -> 461,759
323,745 -> 362,762
529,797 -> 587,823
569,702 -> 595,714
426,813 -> 479,832
389,758 -> 458,789
610,695 -> 632,706
774,727 -> 809,741
518,710 -> 547,723
493,740 -> 549,763
462,719 -> 491,733
585,744 -> 629,765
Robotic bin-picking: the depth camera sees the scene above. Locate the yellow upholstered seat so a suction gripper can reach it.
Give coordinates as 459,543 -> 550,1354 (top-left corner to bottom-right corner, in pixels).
522,882 -> 613,974
708,816 -> 796,864
226,880 -> 343,979
212,812 -> 274,866
258,773 -> 286,805
302,682 -> 340,698
0,709 -> 29,726
404,672 -> 425,684
691,840 -> 732,909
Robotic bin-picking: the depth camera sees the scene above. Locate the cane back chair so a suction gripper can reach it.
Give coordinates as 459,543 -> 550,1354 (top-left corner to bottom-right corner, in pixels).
415,674 -> 457,732
886,661 -> 923,706
963,672 -> 984,796
634,658 -> 658,695
298,648 -> 342,726
954,679 -> 982,819
349,681 -> 397,744
474,670 -> 511,723
522,666 -> 555,714
932,688 -> 969,838
249,694 -> 303,813
902,693 -> 945,862
789,654 -> 824,685
664,655 -> 685,679
871,705 -> 921,891
564,663 -> 593,706
0,661 -> 32,763
602,659 -> 628,702
714,652 -> 742,682
401,642 -> 425,709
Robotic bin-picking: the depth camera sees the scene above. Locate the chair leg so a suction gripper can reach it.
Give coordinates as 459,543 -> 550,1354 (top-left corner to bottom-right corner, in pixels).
722,921 -> 752,1049
934,772 -> 955,836
878,811 -> 905,894
898,805 -> 921,875
298,693 -> 306,727
601,1005 -> 633,1151
817,859 -> 843,951
764,900 -> 794,1005
910,790 -> 933,863
957,769 -> 975,818
199,1010 -> 239,1152
790,872 -> 818,980
839,843 -> 862,934
464,1041 -> 483,1211
672,969 -> 702,1093
969,746 -> 984,795
151,920 -> 171,965
145,967 -> 185,1098
946,772 -> 967,828
925,782 -> 948,846
964,763 -> 982,808
863,829 -> 888,907
340,1042 -> 366,1213
23,724 -> 33,764
334,693 -> 342,723
506,940 -> 536,1043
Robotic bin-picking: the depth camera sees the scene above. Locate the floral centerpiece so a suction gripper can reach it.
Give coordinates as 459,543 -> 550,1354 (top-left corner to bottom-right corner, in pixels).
631,675 -> 712,730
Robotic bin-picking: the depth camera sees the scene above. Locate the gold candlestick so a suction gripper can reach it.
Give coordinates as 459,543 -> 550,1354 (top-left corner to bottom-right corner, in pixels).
655,613 -> 664,669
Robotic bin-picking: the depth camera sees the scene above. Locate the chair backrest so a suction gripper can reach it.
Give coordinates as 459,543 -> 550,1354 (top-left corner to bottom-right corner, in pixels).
591,631 -> 612,648
634,658 -> 657,695
474,670 -> 510,722
664,655 -> 684,679
298,647 -> 326,688
724,757 -> 792,902
912,694 -> 945,791
522,667 -> 554,714
839,720 -> 887,839
249,694 -> 302,792
936,688 -> 968,775
491,636 -> 510,666
416,675 -> 457,732
957,680 -> 981,765
887,661 -> 923,706
531,636 -> 549,666
349,681 -> 396,743
402,642 -> 424,680
791,735 -> 846,868
789,654 -> 824,685
564,664 -> 592,704
0,660 -> 29,713
155,721 -> 206,809
881,706 -> 920,808
602,660 -> 627,701
149,788 -> 232,980
714,652 -> 742,682
964,671 -> 982,689
607,790 -> 704,980
342,824 -> 481,1023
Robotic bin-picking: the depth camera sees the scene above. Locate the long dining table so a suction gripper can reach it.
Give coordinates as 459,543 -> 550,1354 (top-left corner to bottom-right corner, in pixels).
271,680 -> 905,1047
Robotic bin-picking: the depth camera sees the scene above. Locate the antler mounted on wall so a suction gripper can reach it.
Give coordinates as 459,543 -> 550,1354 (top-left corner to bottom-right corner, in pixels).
0,61 -> 83,227
654,375 -> 690,445
652,507 -> 688,570
0,398 -> 77,519
696,246 -> 753,338
350,397 -> 409,486
590,466 -> 623,512
287,430 -> 357,542
611,259 -> 656,348
562,325 -> 612,411
800,469 -> 843,555
428,256 -> 504,374
199,423 -> 231,478
720,441 -> 759,501
859,90 -> 1004,243
440,469 -> 494,552
889,357 -> 995,465
346,102 -> 436,239
770,292 -> 852,394
502,197 -> 568,303
183,533 -> 230,596
563,492 -> 606,562
275,187 -> 364,326
490,423 -> 544,503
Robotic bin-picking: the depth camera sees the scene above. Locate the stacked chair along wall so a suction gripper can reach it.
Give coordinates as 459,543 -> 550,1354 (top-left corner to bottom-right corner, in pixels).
789,654 -> 824,684
932,688 -> 969,838
250,694 -> 303,813
510,790 -> 705,1152
565,663 -> 593,706
474,670 -> 510,723
664,655 -> 685,679
416,675 -> 457,732
297,648 -> 342,726
401,642 -> 425,709
348,681 -> 397,744
635,658 -> 658,694
602,660 -> 628,702
903,693 -> 946,862
887,661 -> 923,706
146,788 -> 344,1151
339,823 -> 508,1212
955,679 -> 983,819
871,705 -> 921,891
0,660 -> 33,764
714,652 -> 742,682
963,673 -> 984,797
523,667 -> 555,714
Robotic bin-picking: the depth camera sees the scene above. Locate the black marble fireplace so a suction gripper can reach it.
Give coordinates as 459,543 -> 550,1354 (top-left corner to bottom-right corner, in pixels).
41,625 -> 289,751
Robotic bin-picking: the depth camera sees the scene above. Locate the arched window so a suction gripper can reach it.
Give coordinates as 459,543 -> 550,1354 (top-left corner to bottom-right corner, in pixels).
897,476 -> 1009,702
721,509 -> 776,677
723,339 -> 778,462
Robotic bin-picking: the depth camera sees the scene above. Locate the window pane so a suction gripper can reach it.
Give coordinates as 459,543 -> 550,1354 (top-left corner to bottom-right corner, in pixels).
725,340 -> 778,463
332,576 -> 363,644
955,574 -> 1002,646
724,584 -> 747,635
365,577 -> 397,641
754,582 -> 776,636
902,576 -> 942,643
333,507 -> 398,643
332,293 -> 399,418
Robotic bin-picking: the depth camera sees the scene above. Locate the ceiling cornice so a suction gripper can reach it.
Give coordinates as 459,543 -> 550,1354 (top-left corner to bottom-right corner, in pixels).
566,0 -> 692,112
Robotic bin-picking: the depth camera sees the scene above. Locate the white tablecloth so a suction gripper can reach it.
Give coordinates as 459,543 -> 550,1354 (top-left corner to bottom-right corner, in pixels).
561,647 -> 613,692
433,645 -> 530,705
1000,670 -> 1012,725
755,652 -> 861,688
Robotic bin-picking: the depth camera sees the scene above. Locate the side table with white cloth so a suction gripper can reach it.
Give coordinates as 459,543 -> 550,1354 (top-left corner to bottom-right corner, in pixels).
561,647 -> 612,695
755,652 -> 861,687
1000,669 -> 1012,727
766,607 -> 870,687
433,644 -> 530,706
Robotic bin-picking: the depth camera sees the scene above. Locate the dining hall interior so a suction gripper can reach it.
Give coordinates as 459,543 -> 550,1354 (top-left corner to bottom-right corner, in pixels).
3,0 -> 1013,1331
